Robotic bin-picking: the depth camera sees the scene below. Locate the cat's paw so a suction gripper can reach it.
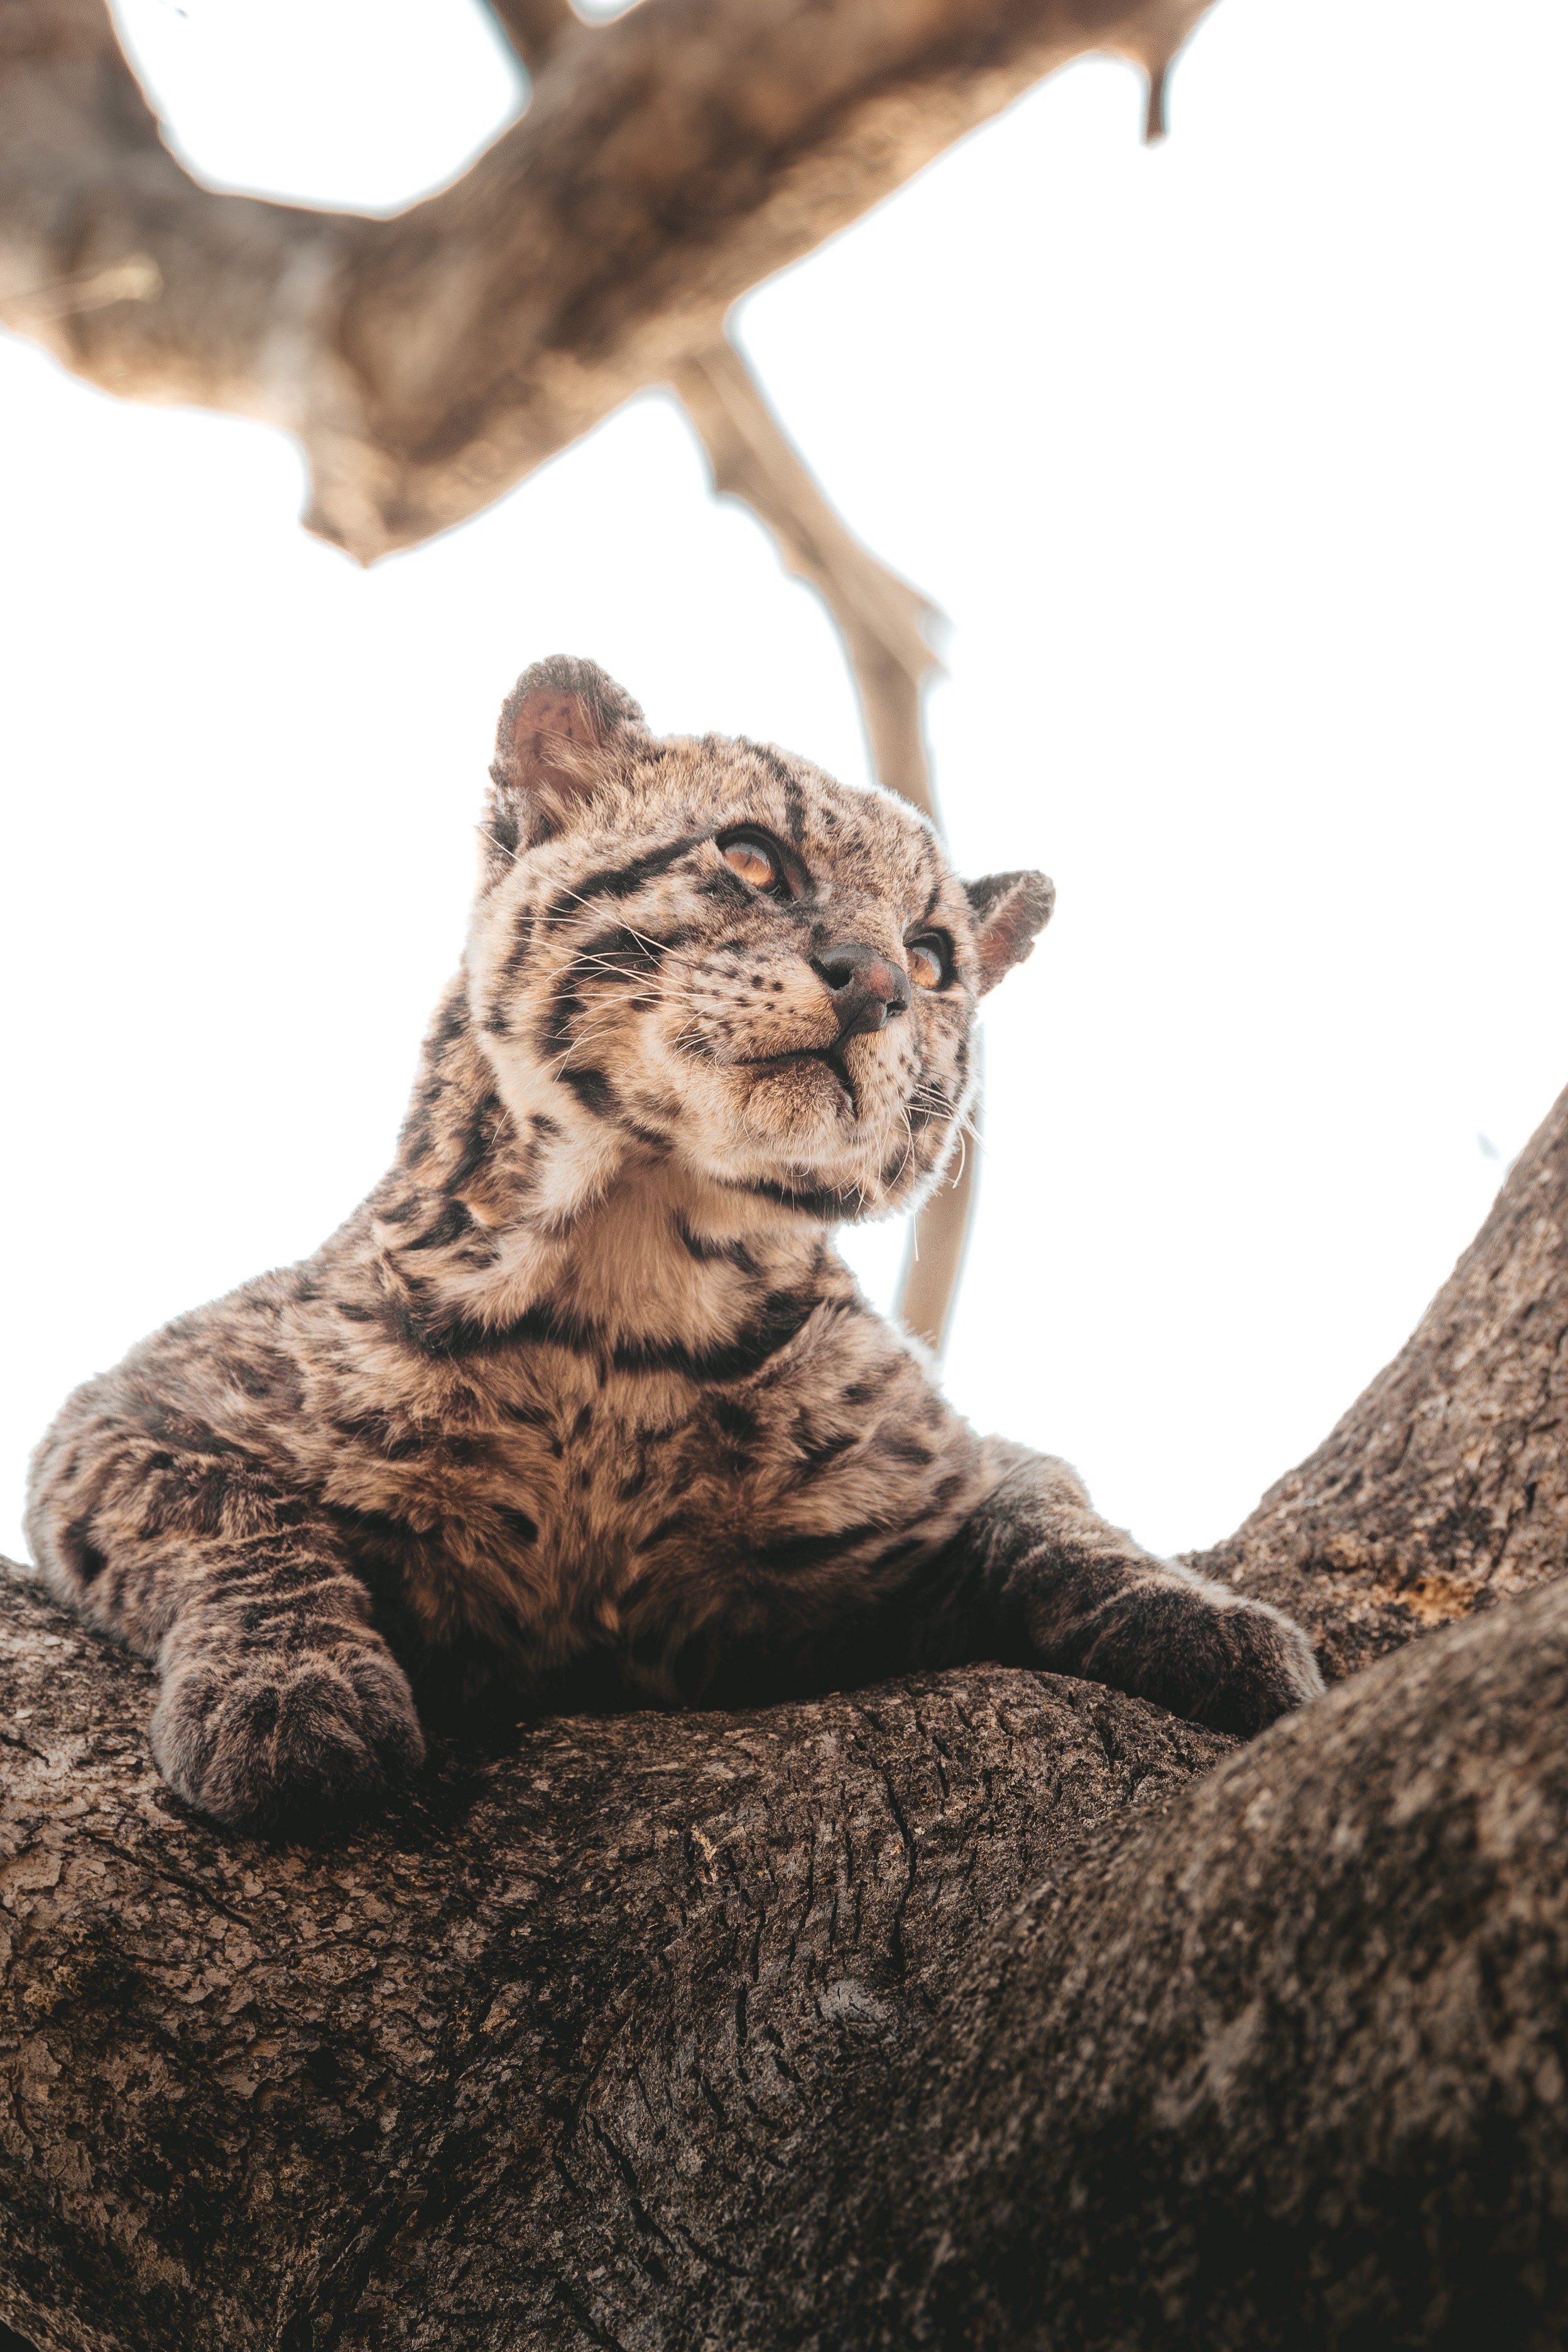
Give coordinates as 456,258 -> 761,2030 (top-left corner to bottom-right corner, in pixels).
150,1638 -> 426,1827
1180,1591 -> 1326,1736
1077,1576 -> 1324,1739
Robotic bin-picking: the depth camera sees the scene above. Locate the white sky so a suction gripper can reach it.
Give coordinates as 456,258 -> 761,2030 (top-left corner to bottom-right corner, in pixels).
1,0 -> 1564,1565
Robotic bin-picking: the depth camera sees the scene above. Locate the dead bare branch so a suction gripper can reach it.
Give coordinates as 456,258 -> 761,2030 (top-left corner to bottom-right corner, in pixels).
673,331 -> 977,1346
673,334 -> 940,820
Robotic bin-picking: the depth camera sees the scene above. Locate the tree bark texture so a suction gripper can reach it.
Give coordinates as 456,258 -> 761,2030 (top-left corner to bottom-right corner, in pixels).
0,1567 -> 1227,2352
1194,1079 -> 1568,1680
0,0 -> 1211,562
726,1573 -> 1568,2351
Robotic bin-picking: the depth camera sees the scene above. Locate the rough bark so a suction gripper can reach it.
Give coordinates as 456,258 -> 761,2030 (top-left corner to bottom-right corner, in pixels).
0,1562 -> 1227,2352
1192,1079 -> 1568,1680
0,0 -> 1209,562
727,1573 -> 1568,2351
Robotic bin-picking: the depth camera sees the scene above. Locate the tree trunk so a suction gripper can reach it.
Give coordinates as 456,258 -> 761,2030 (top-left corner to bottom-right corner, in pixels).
3,1084 -> 1565,2349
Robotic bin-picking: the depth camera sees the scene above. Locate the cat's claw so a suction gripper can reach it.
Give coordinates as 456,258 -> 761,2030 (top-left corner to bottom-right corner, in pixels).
151,1640 -> 425,1827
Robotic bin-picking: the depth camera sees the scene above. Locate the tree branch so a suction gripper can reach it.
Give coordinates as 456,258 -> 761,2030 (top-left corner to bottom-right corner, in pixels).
673,335 -> 940,820
0,1562 -> 1225,2352
730,1577 -> 1568,2346
482,0 -> 582,80
1192,1079 -> 1568,1679
0,0 -> 1215,563
672,332 -> 975,1348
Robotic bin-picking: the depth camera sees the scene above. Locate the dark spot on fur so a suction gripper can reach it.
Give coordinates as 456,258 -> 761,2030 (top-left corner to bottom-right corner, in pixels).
675,1217 -> 756,1271
64,1520 -> 107,1586
797,1430 -> 858,1478
558,1067 -> 616,1116
498,1506 -> 539,1547
751,1523 -> 880,1574
637,1513 -> 696,1553
403,1197 -> 476,1253
712,1398 -> 758,1442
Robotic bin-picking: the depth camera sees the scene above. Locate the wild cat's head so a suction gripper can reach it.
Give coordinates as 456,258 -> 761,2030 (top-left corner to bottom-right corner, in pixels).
466,656 -> 1054,1223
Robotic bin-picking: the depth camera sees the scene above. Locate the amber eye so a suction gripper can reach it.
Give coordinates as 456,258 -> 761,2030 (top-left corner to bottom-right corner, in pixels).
906,934 -> 949,991
721,833 -> 781,891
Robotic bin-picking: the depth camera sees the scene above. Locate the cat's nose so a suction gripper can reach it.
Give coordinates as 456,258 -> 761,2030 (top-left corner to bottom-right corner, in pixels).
814,941 -> 912,1038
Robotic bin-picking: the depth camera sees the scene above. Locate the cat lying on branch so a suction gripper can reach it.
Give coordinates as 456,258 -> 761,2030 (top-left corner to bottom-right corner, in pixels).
26,658 -> 1322,1824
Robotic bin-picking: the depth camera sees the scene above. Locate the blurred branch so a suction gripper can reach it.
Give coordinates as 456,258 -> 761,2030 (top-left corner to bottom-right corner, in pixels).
0,0 -> 1216,562
673,334 -> 939,821
896,1081 -> 979,1353
482,0 -> 581,77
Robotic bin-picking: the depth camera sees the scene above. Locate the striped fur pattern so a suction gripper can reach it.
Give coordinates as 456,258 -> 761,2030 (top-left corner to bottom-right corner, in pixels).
26,659 -> 1322,1826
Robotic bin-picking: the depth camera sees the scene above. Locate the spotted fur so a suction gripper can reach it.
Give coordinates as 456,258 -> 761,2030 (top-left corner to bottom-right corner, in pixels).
26,658 -> 1322,1825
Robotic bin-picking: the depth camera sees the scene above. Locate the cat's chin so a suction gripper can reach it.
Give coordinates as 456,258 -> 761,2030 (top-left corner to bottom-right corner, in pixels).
739,1047 -> 854,1119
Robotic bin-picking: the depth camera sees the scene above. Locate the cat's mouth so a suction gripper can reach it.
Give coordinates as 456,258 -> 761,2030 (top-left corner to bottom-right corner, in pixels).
738,1045 -> 857,1116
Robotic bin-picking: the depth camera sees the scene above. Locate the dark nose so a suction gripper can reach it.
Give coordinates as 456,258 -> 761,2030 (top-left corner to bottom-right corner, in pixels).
815,941 -> 912,1038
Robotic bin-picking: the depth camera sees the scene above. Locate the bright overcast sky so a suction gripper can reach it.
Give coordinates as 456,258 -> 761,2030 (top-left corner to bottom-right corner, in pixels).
1,0 -> 1564,1565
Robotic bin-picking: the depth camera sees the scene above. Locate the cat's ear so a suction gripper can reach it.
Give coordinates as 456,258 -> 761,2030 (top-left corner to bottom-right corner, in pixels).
964,869 -> 1055,996
481,656 -> 645,879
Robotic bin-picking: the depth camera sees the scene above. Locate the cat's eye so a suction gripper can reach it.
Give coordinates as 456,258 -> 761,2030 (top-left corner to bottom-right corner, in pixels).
906,934 -> 949,991
719,830 -> 787,895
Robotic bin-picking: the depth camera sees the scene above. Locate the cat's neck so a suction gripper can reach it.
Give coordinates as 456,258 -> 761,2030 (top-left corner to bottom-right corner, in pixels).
368,976 -> 837,1344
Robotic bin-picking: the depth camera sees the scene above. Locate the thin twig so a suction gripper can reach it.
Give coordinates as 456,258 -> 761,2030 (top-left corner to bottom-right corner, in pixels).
673,330 -> 974,1349
672,334 -> 942,824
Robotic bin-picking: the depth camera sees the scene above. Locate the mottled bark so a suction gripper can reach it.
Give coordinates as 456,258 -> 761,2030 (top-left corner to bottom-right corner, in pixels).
1192,1080 -> 1568,1680
729,1573 -> 1568,2351
0,1562 -> 1226,2352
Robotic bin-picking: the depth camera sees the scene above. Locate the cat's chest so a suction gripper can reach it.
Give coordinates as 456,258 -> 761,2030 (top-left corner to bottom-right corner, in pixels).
385,1308 -> 971,1653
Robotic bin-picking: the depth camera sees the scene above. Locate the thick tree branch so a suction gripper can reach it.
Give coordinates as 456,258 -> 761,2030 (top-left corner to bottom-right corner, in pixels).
1192,1079 -> 1568,1679
730,1577 -> 1568,2347
0,0 -> 1212,563
0,1564 -> 1225,2352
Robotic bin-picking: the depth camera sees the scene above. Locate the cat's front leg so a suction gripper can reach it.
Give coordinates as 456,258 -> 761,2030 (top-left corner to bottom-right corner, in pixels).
925,1447 -> 1324,1736
27,1422 -> 424,1826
